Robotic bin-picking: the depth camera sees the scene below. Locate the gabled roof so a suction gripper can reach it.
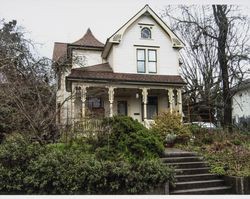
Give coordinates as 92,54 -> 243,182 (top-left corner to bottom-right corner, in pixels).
102,4 -> 184,58
66,63 -> 185,91
72,28 -> 104,48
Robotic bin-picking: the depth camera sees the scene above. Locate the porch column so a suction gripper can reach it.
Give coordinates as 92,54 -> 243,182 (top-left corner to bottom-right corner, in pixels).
142,88 -> 148,120
168,88 -> 174,114
108,86 -> 115,117
177,89 -> 182,115
71,86 -> 76,122
81,86 -> 87,118
177,89 -> 183,121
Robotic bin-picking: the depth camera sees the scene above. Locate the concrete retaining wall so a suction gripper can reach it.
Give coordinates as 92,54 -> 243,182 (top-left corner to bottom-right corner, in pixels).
223,176 -> 250,194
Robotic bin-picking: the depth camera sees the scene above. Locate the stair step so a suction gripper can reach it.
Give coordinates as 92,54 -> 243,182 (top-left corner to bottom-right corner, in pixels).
166,161 -> 208,168
175,167 -> 211,175
176,173 -> 218,182
161,156 -> 203,163
163,152 -> 197,157
170,186 -> 232,195
174,179 -> 224,190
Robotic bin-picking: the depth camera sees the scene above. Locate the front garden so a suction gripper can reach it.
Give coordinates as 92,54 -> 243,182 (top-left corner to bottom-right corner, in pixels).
0,116 -> 174,194
0,113 -> 249,194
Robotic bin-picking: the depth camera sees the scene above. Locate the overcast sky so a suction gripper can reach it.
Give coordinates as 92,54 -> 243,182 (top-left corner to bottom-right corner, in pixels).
0,0 -> 250,58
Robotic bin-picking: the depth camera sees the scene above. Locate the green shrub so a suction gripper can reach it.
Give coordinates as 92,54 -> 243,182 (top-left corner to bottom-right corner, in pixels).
0,132 -> 174,194
210,166 -> 226,176
93,116 -> 164,161
151,111 -> 191,143
0,133 -> 44,193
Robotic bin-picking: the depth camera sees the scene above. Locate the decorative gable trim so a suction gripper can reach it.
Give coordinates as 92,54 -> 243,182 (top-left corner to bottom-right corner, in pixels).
102,4 -> 184,59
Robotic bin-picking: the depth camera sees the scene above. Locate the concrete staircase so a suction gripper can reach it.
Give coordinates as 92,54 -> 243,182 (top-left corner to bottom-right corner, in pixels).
162,150 -> 232,195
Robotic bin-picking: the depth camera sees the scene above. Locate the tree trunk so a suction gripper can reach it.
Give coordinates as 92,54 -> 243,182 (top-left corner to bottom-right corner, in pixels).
213,5 -> 232,131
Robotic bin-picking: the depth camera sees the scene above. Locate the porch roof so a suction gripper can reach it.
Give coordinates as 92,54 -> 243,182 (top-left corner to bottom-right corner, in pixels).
66,63 -> 186,91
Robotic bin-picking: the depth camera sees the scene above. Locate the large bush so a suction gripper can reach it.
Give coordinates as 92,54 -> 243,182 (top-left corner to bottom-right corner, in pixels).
0,133 -> 174,194
151,111 -> 191,143
92,116 -> 164,161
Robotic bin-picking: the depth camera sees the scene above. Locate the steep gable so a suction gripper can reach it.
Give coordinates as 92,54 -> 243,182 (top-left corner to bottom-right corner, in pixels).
102,5 -> 184,59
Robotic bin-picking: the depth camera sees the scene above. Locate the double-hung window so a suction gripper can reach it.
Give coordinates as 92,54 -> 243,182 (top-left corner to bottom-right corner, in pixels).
148,50 -> 157,73
137,49 -> 146,73
137,49 -> 157,73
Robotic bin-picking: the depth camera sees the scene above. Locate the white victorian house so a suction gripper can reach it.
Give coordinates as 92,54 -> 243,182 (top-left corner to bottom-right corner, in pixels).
53,5 -> 185,126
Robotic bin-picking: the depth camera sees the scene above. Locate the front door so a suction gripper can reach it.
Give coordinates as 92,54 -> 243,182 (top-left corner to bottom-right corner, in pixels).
117,101 -> 127,116
147,96 -> 158,119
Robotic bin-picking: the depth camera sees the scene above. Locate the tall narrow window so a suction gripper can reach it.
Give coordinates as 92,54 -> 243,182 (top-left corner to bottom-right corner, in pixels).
148,49 -> 157,73
141,27 -> 151,39
137,49 -> 145,73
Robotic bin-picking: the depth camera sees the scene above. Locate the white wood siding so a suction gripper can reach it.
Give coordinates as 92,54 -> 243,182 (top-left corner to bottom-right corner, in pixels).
72,49 -> 103,68
110,15 -> 180,75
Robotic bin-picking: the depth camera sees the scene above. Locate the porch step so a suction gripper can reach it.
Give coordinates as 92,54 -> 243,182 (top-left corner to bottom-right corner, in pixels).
166,161 -> 208,169
163,152 -> 197,157
162,149 -> 232,195
176,173 -> 218,182
161,156 -> 203,163
174,179 -> 224,190
175,167 -> 211,175
170,186 -> 232,195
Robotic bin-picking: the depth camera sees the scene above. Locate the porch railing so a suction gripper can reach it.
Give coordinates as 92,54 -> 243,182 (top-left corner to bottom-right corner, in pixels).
73,117 -> 109,138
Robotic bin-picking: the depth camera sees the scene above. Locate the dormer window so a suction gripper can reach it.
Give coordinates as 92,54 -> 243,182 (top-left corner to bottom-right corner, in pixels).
141,27 -> 151,39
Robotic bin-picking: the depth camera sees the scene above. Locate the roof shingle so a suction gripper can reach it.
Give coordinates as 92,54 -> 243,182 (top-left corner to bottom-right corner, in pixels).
72,28 -> 104,47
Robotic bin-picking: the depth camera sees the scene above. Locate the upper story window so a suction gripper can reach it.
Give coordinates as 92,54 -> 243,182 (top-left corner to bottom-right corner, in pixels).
148,50 -> 157,73
137,49 -> 146,73
137,49 -> 157,74
141,27 -> 151,39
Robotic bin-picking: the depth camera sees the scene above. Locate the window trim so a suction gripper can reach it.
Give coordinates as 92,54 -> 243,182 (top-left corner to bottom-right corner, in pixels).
137,49 -> 146,73
148,49 -> 157,74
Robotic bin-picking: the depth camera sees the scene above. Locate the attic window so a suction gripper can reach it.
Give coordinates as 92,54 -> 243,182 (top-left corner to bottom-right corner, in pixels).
141,27 -> 151,39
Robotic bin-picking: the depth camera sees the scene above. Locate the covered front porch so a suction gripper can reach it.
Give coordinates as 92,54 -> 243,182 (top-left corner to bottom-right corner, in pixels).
70,82 -> 183,125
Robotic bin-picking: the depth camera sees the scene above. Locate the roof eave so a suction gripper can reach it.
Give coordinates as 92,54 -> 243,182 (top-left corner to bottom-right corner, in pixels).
66,76 -> 186,86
